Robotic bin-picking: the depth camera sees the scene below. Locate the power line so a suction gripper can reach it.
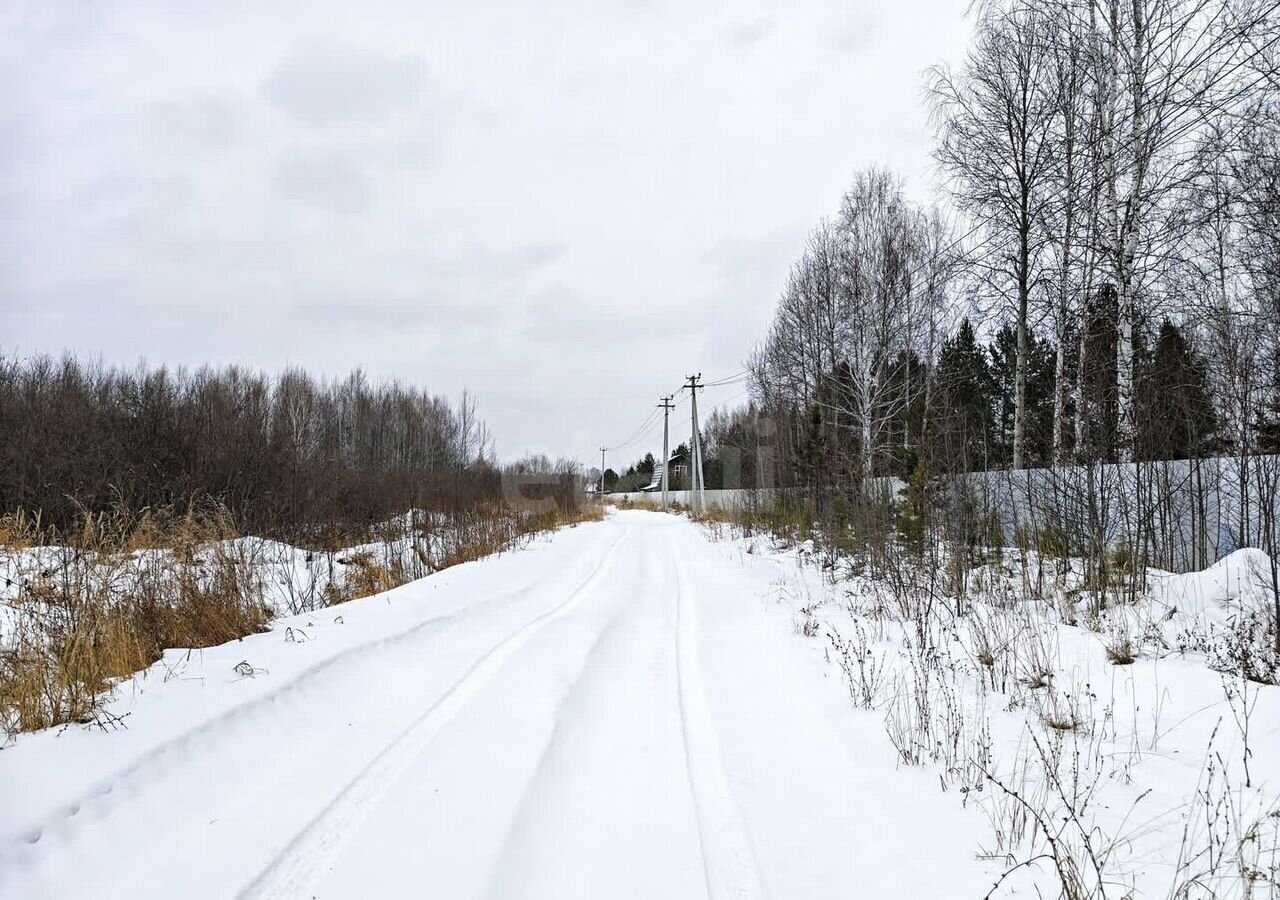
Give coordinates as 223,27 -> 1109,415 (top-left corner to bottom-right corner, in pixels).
608,404 -> 671,456
706,368 -> 747,381
704,377 -> 749,389
629,413 -> 665,449
606,406 -> 661,451
703,371 -> 749,387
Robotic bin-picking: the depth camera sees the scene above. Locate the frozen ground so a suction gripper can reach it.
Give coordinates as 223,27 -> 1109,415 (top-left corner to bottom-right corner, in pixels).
2,508 -> 1275,898
708,523 -> 1280,898
0,510 -> 995,899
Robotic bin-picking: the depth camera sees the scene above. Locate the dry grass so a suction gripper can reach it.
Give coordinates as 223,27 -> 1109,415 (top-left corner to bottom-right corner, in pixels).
1042,712 -> 1084,732
1105,633 -> 1137,666
611,496 -> 666,512
324,552 -> 405,606
1,506 -> 271,735
1,498 -> 604,739
793,603 -> 822,638
299,503 -> 606,607
0,509 -> 41,550
681,498 -> 821,552
323,502 -> 607,605
435,503 -> 604,570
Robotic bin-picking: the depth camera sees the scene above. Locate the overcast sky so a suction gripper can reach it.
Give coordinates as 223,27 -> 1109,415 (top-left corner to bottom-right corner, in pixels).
2,0 -> 972,465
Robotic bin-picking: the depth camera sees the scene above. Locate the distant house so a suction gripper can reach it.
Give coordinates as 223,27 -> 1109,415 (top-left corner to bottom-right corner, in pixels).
641,449 -> 690,492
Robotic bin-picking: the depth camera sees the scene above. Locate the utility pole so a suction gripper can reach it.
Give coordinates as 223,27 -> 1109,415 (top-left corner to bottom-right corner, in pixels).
599,446 -> 606,495
658,396 -> 674,510
686,374 -> 704,512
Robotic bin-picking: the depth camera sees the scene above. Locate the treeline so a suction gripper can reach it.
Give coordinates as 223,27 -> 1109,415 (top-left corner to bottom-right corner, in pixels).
741,0 -> 1279,492
0,359 -> 597,737
0,354 -> 501,539
756,309 -> 1219,485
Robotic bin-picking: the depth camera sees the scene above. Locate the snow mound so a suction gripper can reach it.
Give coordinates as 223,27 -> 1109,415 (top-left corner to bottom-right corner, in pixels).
1147,547 -> 1274,621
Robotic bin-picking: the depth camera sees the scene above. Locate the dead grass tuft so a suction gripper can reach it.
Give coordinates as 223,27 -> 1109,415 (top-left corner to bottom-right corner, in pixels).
1,504 -> 269,737
1043,713 -> 1083,732
0,509 -> 39,550
325,552 -> 404,605
1105,634 -> 1137,666
2,498 -> 605,739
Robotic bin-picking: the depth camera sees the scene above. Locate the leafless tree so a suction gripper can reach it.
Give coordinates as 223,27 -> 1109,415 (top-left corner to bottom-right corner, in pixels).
834,169 -> 930,479
1086,0 -> 1274,460
929,3 -> 1061,469
0,354 -> 501,541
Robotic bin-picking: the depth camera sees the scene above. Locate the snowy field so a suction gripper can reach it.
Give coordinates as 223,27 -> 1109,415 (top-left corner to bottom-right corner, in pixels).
0,509 -> 1276,898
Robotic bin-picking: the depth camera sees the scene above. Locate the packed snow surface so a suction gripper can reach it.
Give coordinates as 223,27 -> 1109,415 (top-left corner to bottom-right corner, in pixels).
0,511 -> 995,899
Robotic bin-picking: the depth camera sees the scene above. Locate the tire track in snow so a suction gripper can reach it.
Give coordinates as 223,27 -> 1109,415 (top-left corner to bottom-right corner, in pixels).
670,530 -> 769,900
237,534 -> 628,900
1,527 -> 617,856
479,540 -> 677,898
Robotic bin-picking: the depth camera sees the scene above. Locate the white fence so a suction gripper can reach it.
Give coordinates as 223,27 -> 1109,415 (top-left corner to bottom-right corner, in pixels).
602,455 -> 1280,572
602,489 -> 774,510
955,456 -> 1280,571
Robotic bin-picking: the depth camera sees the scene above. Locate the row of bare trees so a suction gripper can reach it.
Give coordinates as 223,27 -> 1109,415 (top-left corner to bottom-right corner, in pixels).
931,0 -> 1280,467
0,354 -> 497,541
748,169 -> 953,488
750,0 -> 1280,491
737,0 -> 1280,612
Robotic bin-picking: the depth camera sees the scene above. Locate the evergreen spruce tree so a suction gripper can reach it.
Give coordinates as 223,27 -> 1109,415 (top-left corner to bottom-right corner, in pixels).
1136,320 -> 1219,460
989,324 -> 1056,467
881,349 -> 928,478
929,319 -> 996,474
1078,285 -> 1120,462
1256,346 -> 1280,453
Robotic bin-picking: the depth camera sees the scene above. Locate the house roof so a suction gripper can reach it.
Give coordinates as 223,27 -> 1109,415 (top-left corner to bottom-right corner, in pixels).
641,450 -> 689,491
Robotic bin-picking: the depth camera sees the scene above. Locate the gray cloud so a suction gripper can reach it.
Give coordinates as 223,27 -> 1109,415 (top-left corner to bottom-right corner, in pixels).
273,147 -> 373,214
3,0 -> 971,464
520,284 -> 658,342
263,47 -> 428,127
830,13 -> 881,55
144,95 -> 242,154
695,228 -> 803,371
726,17 -> 777,48
436,243 -> 566,282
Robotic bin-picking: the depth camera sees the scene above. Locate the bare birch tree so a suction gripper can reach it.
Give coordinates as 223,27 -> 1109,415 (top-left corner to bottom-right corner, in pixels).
929,4 -> 1060,469
834,169 -> 925,480
1087,0 -> 1273,460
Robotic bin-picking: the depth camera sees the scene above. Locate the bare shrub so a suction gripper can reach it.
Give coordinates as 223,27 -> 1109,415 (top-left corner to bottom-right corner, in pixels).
882,636 -> 992,794
1168,723 -> 1280,898
982,725 -> 1150,900
1206,612 -> 1279,686
829,621 -> 887,709
793,603 -> 821,638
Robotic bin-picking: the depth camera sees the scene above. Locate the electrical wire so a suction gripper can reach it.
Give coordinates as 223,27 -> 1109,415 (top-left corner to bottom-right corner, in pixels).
703,371 -> 749,387
605,406 -> 661,452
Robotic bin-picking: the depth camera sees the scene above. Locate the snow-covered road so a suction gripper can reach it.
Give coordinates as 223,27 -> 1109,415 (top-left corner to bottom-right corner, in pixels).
1,511 -> 992,899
